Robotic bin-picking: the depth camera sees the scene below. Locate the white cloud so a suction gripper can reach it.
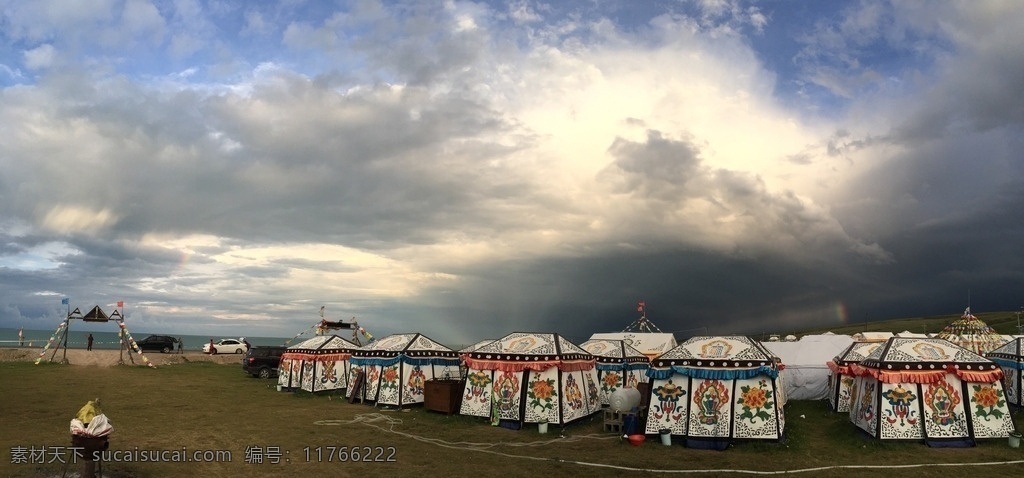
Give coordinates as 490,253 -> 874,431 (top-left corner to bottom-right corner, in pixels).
23,44 -> 56,70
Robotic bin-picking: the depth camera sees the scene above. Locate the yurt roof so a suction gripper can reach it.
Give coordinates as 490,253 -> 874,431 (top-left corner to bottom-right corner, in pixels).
860,337 -> 997,369
458,339 -> 495,353
831,341 -> 884,365
351,332 -> 458,359
579,339 -> 649,365
650,335 -> 776,369
851,332 -> 894,341
987,337 -> 1024,362
588,332 -> 677,357
288,334 -> 358,352
934,308 -> 1006,355
468,332 -> 592,361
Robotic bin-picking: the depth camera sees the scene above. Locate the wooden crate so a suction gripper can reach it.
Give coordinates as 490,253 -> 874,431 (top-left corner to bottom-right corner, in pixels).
424,379 -> 464,414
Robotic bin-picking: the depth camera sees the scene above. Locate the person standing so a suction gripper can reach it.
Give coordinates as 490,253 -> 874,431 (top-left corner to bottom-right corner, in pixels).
18,327 -> 24,347
87,333 -> 94,351
207,339 -> 217,355
177,337 -> 184,354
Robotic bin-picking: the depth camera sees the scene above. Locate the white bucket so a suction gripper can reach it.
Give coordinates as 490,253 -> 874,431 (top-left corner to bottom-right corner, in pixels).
1010,432 -> 1021,448
538,422 -> 549,434
659,429 -> 672,446
276,385 -> 282,392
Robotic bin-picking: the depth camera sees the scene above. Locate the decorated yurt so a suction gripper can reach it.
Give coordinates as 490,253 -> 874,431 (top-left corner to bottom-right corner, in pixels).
826,341 -> 885,412
934,308 -> 1006,355
347,333 -> 461,407
643,336 -> 786,448
460,332 -> 602,426
987,337 -> 1024,407
579,339 -> 650,406
277,335 -> 358,392
848,337 -> 1014,445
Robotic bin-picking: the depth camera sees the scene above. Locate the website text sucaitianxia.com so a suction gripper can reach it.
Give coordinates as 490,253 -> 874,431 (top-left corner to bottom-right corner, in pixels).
11,446 -> 232,464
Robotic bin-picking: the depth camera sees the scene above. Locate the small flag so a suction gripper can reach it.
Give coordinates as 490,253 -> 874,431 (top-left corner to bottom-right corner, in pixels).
61,298 -> 69,305
117,301 -> 124,308
637,300 -> 646,312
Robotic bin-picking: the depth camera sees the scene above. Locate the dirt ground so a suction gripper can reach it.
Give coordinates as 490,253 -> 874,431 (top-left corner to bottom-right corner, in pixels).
0,347 -> 245,367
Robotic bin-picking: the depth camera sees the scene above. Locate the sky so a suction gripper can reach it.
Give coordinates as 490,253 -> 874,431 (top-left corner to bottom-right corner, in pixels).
1,0 -> 1023,346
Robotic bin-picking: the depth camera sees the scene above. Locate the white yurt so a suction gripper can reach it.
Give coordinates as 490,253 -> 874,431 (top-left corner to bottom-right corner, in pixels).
579,339 -> 650,406
848,337 -> 1014,445
346,333 -> 461,407
826,340 -> 885,412
277,334 -> 359,392
460,332 -> 601,427
644,336 -> 786,449
986,337 -> 1024,407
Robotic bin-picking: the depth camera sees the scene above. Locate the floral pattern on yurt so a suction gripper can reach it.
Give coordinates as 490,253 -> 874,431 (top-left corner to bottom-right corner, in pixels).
826,341 -> 884,412
277,335 -> 358,393
848,337 -> 1014,444
986,337 -> 1022,407
580,339 -> 650,406
346,333 -> 460,407
460,332 -> 601,426
644,336 -> 785,442
935,308 -> 1007,355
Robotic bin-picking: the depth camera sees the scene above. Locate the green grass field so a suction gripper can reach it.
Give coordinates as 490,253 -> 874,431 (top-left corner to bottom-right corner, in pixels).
1,359 -> 1022,478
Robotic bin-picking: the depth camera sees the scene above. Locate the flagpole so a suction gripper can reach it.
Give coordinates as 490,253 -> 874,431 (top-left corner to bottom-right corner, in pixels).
61,298 -> 70,364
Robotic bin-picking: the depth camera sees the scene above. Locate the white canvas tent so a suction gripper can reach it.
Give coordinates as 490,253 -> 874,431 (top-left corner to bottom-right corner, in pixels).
579,339 -> 650,406
588,332 -> 677,361
347,333 -> 460,407
277,335 -> 358,392
848,337 -> 1014,445
826,340 -> 885,412
762,333 -> 853,401
987,337 -> 1024,407
644,336 -> 786,448
460,332 -> 602,426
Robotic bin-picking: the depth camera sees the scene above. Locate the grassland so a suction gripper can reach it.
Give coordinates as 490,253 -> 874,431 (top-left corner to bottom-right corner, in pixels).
1,359 -> 1022,478
786,310 -> 1024,338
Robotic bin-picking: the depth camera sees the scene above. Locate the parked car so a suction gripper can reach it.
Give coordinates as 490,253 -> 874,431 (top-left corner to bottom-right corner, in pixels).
137,335 -> 178,353
243,346 -> 287,379
203,338 -> 247,354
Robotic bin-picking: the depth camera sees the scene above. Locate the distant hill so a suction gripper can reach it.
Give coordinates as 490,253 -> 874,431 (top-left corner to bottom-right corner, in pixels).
788,310 -> 1024,338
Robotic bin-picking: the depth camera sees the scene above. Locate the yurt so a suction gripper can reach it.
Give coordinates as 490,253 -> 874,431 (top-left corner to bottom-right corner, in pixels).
579,339 -> 650,406
987,337 -> 1024,407
644,336 -> 786,448
848,337 -> 1014,445
826,340 -> 885,412
277,334 -> 359,392
347,333 -> 461,407
935,308 -> 1006,355
460,332 -> 602,426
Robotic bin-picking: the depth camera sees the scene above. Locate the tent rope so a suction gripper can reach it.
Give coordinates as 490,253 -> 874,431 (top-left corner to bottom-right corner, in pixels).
314,413 -> 1024,474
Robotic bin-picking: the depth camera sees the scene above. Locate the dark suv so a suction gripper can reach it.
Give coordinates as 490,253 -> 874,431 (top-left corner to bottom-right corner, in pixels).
137,335 -> 178,353
243,346 -> 287,379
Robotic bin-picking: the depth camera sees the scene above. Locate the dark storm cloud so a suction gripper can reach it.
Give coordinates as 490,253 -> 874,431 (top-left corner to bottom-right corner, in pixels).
2,1 -> 1023,344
